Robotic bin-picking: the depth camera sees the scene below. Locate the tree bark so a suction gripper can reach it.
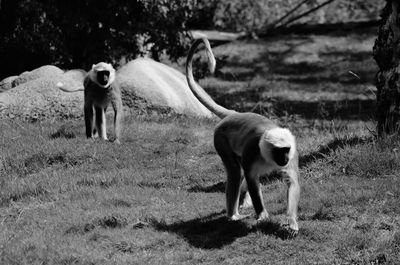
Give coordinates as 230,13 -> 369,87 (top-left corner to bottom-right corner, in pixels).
373,0 -> 400,136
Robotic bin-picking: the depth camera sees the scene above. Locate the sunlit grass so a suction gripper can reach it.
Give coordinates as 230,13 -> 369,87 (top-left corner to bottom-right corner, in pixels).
1,114 -> 399,264
1,31 -> 399,264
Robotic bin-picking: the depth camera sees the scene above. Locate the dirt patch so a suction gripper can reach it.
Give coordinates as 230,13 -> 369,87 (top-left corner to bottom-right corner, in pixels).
2,151 -> 92,177
65,213 -> 128,235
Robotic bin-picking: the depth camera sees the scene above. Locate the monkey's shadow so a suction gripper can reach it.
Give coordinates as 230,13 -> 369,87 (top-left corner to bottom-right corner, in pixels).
150,211 -> 293,249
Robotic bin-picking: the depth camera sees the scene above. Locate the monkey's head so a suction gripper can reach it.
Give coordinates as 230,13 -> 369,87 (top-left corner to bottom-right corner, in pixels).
259,127 -> 296,167
96,70 -> 110,86
90,62 -> 116,88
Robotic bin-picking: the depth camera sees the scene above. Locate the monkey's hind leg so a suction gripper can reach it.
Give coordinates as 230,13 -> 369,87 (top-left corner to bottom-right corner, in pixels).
112,97 -> 123,144
214,134 -> 249,221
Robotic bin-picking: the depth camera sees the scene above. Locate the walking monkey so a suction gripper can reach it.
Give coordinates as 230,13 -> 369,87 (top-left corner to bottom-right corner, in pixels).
186,38 -> 300,235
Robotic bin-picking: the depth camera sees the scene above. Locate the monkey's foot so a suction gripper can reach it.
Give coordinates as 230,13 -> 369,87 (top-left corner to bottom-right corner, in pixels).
227,214 -> 250,221
113,139 -> 121,144
256,210 -> 269,221
280,224 -> 299,239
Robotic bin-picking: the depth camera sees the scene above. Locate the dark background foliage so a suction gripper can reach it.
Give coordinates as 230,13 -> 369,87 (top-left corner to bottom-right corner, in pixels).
0,0 -> 382,80
0,0 -> 195,79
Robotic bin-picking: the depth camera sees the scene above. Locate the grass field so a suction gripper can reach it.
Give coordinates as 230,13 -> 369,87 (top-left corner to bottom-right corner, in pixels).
1,29 -> 400,264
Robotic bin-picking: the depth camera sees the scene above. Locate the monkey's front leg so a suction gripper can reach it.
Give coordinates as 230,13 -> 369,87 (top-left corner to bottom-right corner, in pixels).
284,169 -> 300,232
84,104 -> 95,138
280,156 -> 300,237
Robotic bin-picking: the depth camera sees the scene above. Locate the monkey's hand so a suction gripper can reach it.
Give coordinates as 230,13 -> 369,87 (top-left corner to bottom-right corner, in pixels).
286,216 -> 298,231
113,139 -> 121,144
256,210 -> 269,221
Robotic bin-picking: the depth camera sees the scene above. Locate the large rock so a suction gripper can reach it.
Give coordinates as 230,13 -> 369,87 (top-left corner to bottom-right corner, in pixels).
11,65 -> 64,87
0,76 -> 18,93
0,59 -> 214,121
0,66 -> 84,121
116,58 -> 213,118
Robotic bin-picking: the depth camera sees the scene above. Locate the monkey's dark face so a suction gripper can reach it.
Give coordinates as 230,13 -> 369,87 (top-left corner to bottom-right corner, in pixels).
272,146 -> 290,166
96,71 -> 110,86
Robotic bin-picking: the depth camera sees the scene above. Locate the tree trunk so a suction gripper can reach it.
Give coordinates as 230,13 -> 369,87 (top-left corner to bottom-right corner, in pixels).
373,1 -> 400,136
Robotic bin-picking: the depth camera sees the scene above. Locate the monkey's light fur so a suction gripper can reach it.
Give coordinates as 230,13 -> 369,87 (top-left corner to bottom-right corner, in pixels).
259,128 -> 296,166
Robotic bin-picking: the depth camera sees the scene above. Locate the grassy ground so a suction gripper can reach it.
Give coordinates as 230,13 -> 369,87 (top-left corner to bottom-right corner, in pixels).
1,29 -> 400,264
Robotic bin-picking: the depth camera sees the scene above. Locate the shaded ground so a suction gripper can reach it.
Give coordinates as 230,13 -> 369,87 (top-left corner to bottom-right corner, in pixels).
194,28 -> 377,121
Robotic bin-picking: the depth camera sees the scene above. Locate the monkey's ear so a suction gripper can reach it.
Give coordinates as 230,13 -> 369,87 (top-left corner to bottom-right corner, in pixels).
92,64 -> 96,69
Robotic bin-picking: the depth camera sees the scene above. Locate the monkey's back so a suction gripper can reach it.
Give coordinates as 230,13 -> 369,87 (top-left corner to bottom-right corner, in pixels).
214,112 -> 278,156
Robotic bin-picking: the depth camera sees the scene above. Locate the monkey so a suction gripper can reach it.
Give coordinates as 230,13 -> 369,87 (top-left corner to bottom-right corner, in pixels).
57,62 -> 123,144
186,38 -> 300,235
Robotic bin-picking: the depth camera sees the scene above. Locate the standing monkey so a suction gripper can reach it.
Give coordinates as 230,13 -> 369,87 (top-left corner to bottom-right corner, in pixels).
186,38 -> 300,235
57,62 -> 122,143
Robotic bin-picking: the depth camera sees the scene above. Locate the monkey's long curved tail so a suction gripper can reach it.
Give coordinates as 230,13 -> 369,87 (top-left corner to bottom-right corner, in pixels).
57,82 -> 84,93
186,37 -> 236,119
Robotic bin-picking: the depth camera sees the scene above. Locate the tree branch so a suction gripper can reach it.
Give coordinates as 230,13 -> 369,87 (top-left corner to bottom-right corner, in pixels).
274,0 -> 337,30
269,0 -> 311,29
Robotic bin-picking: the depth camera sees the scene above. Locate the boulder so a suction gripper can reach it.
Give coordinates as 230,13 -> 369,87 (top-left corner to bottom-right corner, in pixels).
0,76 -> 18,93
116,58 -> 213,118
0,59 -> 214,121
11,65 -> 64,87
0,66 -> 84,121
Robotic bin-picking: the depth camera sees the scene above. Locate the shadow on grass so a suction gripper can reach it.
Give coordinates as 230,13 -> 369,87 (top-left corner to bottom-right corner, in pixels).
211,35 -> 375,84
299,135 -> 372,168
201,33 -> 377,120
149,212 -> 296,249
65,214 -> 128,235
275,98 -> 375,121
214,91 -> 375,121
188,181 -> 225,193
2,151 -> 91,178
50,125 -> 77,139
